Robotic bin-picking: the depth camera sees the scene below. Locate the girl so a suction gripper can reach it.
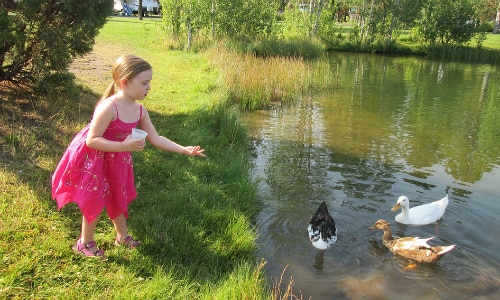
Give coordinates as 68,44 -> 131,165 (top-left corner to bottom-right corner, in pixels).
52,54 -> 205,259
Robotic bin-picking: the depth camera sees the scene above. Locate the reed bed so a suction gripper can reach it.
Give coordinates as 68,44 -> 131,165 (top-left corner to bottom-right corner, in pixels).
210,46 -> 333,110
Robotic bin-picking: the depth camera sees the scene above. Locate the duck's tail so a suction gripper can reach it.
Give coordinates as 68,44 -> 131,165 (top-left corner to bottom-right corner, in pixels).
439,194 -> 449,208
437,244 -> 455,255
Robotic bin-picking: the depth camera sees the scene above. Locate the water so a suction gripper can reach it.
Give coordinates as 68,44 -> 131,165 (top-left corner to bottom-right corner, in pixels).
244,53 -> 500,299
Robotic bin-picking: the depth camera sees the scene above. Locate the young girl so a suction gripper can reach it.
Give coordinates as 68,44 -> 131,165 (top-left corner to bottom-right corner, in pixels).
52,54 -> 205,259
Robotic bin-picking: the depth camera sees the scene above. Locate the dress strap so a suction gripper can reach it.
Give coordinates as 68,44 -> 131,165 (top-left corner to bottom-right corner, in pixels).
109,99 -> 119,119
139,104 -> 143,119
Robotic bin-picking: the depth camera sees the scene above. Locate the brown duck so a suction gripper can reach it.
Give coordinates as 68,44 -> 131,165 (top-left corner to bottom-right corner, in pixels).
369,219 -> 455,263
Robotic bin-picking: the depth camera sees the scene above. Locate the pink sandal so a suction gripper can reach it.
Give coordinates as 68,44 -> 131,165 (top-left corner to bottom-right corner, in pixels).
72,239 -> 106,259
115,235 -> 141,249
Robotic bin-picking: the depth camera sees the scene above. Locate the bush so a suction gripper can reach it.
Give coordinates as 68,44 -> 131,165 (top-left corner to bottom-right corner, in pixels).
0,0 -> 112,83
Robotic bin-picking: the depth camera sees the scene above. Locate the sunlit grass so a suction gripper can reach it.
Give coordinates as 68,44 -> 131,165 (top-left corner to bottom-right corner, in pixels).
1,16 -> 300,300
478,32 -> 500,49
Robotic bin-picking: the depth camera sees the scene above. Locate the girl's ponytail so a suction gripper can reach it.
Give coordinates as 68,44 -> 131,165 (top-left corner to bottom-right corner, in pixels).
97,82 -> 115,106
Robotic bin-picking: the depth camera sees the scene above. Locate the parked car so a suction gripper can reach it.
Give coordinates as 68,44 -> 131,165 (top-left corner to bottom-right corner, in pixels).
114,0 -> 161,16
299,4 -> 309,12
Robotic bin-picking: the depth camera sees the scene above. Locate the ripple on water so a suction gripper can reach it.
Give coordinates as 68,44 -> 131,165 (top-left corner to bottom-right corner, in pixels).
258,192 -> 500,300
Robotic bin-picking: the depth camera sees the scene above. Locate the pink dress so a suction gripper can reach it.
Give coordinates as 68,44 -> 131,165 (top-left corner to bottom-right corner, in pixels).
52,100 -> 143,223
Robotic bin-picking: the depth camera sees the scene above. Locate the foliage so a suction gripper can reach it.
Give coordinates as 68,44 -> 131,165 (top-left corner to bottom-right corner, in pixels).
394,0 -> 426,27
279,1 -> 315,38
214,0 -> 278,39
160,0 -> 211,41
0,0 -> 112,82
160,0 -> 279,49
314,0 -> 498,56
474,0 -> 500,24
415,0 -> 477,44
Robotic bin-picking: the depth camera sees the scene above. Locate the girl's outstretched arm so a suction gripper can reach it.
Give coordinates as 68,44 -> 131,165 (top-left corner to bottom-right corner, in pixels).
139,108 -> 206,157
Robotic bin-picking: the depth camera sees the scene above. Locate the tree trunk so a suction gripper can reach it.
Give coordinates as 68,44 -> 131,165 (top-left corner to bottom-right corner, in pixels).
386,0 -> 399,47
187,17 -> 192,50
494,1 -> 500,33
312,0 -> 324,37
139,0 -> 143,20
211,0 -> 215,40
362,0 -> 375,43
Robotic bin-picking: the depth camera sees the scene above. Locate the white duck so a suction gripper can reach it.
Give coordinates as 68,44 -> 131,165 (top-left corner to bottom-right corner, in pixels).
391,194 -> 449,225
308,201 -> 337,250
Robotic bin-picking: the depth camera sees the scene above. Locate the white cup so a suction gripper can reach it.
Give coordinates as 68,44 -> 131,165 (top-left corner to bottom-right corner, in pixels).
131,128 -> 148,140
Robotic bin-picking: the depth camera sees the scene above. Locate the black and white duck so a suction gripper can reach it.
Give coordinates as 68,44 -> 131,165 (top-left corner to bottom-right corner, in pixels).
308,201 -> 337,250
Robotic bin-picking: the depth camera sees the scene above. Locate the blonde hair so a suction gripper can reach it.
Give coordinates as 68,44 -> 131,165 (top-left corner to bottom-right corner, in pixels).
99,54 -> 152,104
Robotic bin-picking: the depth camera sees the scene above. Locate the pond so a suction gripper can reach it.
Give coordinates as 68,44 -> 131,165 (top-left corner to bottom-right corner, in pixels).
243,53 -> 500,299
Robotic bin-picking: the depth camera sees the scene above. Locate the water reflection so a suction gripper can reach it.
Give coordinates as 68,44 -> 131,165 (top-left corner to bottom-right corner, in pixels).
245,53 -> 500,299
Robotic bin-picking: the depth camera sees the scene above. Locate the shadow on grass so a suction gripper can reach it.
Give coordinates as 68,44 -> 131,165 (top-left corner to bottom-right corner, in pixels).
1,73 -> 260,293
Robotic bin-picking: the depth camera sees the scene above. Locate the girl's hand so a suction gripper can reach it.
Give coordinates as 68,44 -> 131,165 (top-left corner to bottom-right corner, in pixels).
122,135 -> 146,152
184,146 -> 206,158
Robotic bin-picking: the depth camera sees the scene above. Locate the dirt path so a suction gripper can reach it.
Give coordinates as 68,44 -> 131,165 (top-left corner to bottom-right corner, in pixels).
68,42 -> 129,95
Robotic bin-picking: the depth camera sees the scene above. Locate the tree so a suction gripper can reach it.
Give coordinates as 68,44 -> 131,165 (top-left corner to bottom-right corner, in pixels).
0,0 -> 111,82
385,0 -> 425,47
211,0 -> 278,39
160,0 -> 278,48
139,0 -> 143,20
494,0 -> 500,33
415,0 -> 476,44
312,0 -> 326,37
160,0 -> 211,48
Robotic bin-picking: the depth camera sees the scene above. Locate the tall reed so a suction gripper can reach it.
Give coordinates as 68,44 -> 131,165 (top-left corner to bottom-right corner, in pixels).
210,45 -> 333,110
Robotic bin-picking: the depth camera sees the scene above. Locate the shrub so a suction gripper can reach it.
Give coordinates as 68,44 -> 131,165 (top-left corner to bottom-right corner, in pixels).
0,0 -> 112,83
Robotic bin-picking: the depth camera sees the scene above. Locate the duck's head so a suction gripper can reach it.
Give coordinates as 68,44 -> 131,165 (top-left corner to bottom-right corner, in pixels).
369,219 -> 391,231
391,195 -> 409,211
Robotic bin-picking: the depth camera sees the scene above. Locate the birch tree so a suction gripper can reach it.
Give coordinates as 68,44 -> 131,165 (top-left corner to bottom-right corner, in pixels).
494,0 -> 500,33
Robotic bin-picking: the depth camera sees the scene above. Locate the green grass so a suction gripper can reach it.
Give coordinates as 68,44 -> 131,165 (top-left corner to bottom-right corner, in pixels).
0,16 -> 282,299
479,32 -> 500,49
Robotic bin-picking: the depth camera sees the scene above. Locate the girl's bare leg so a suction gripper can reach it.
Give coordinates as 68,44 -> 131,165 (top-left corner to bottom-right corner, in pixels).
79,215 -> 101,254
112,213 -> 128,242
112,213 -> 140,248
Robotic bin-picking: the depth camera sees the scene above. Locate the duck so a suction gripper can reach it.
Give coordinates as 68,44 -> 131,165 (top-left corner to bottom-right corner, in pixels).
369,219 -> 455,263
308,201 -> 337,250
391,194 -> 449,225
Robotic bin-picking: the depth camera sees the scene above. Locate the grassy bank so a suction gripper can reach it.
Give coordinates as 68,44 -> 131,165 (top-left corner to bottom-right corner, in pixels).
240,29 -> 500,65
0,16 -> 277,299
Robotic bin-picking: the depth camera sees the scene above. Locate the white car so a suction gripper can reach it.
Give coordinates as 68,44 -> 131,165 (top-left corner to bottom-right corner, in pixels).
114,0 -> 161,16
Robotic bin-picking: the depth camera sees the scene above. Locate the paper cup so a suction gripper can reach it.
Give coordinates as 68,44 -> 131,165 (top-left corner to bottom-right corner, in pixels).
131,128 -> 148,140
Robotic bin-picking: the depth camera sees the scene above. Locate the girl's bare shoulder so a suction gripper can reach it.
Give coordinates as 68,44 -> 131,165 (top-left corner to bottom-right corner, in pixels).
93,98 -> 117,119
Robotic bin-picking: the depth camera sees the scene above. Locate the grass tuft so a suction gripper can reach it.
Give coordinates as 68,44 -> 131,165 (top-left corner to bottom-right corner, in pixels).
209,45 -> 333,110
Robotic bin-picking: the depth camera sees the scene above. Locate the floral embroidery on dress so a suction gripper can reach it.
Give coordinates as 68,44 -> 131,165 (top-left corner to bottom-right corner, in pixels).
123,153 -> 133,165
101,178 -> 110,198
120,183 -> 128,199
83,155 -> 94,170
116,132 -> 129,140
66,169 -> 99,191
